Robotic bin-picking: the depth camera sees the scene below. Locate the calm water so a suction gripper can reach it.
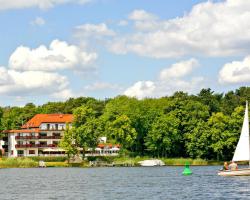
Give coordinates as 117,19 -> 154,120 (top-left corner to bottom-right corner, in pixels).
0,166 -> 250,200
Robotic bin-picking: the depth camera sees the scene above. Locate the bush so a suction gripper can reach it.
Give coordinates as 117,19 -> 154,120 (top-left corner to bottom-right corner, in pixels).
45,162 -> 69,167
28,156 -> 67,162
0,158 -> 38,168
87,156 -> 120,163
162,158 -> 209,166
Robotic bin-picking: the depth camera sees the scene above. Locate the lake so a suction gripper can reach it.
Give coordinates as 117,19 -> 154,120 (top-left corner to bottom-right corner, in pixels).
0,166 -> 249,200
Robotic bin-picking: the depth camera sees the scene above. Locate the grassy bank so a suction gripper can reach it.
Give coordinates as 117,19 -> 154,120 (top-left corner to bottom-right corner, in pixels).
0,157 -> 90,168
0,157 -> 224,168
0,158 -> 38,168
161,158 -> 223,166
88,156 -> 223,166
113,157 -> 223,166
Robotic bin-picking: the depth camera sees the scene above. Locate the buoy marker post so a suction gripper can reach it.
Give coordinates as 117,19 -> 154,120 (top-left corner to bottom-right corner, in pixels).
182,162 -> 192,175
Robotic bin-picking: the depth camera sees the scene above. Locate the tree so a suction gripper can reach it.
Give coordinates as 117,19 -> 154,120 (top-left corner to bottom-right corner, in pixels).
72,105 -> 102,157
73,105 -> 96,128
76,118 -> 104,157
198,88 -> 222,113
106,115 -> 137,151
38,102 -> 65,114
186,121 -> 213,159
145,114 -> 180,157
208,112 -> 232,160
166,99 -> 210,157
59,125 -> 79,162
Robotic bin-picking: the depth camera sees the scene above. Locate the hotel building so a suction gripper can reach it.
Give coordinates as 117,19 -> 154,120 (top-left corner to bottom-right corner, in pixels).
4,114 -> 73,157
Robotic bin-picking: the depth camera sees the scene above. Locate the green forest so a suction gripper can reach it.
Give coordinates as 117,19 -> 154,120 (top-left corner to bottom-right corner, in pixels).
1,87 -> 250,161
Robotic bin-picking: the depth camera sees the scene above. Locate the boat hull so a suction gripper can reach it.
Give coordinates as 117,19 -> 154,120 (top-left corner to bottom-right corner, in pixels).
138,159 -> 165,167
218,168 -> 250,176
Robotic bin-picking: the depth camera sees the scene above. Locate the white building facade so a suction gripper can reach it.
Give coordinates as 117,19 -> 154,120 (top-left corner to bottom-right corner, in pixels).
5,114 -> 73,157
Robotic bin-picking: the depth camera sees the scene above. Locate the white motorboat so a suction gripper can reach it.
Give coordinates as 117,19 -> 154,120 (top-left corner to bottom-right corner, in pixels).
138,159 -> 165,167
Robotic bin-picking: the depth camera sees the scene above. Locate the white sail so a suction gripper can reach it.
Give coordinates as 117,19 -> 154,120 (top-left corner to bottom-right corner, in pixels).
232,102 -> 250,162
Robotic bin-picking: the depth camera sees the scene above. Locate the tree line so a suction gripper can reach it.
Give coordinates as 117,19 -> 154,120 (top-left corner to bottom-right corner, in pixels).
1,87 -> 250,160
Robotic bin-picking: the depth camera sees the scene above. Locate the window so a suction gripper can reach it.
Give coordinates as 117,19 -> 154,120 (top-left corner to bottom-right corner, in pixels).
53,141 -> 59,145
17,150 -> 24,155
38,150 -> 43,155
40,141 -> 47,146
50,124 -> 56,130
39,132 -> 47,137
58,124 -> 65,130
17,141 -> 24,145
29,150 -> 35,155
53,132 -> 60,137
47,124 -> 50,130
40,124 -> 47,130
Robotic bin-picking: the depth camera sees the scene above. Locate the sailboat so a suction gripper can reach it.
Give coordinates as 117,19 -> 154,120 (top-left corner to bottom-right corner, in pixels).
218,101 -> 250,176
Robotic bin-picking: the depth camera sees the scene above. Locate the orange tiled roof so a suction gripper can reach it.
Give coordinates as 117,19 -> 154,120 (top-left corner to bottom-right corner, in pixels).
97,143 -> 121,148
22,114 -> 73,129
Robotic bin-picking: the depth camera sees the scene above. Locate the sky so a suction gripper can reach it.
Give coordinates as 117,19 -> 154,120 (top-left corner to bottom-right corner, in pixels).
0,0 -> 250,106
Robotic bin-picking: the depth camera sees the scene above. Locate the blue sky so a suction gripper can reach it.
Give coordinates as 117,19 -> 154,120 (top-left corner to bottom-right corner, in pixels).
0,0 -> 249,106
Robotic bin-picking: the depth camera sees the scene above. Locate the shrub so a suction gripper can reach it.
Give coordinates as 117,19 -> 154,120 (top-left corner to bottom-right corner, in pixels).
29,156 -> 67,162
0,158 -> 37,168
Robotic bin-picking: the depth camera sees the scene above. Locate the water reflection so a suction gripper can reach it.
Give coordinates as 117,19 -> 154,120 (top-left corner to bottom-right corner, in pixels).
0,166 -> 249,200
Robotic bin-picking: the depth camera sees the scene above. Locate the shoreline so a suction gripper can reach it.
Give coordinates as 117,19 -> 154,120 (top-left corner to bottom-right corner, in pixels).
0,157 -> 228,168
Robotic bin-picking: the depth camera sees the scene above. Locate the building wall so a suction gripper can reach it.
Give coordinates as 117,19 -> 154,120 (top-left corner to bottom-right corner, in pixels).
8,123 -> 68,157
9,133 -> 17,157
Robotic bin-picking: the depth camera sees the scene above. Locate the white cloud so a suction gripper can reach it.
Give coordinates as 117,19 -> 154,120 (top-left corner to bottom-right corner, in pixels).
110,1 -> 250,58
84,82 -> 122,91
30,17 -> 45,26
0,67 -> 12,85
118,20 -> 128,26
0,67 -> 70,97
124,81 -> 156,99
0,39 -> 99,100
74,23 -> 116,38
159,58 -> 199,80
9,40 -> 97,72
124,78 -> 204,99
219,56 -> 250,84
0,0 -> 91,10
124,59 -> 204,99
51,89 -> 76,100
128,9 -> 158,21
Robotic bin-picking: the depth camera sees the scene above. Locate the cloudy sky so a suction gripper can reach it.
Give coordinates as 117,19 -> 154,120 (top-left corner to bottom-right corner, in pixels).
0,0 -> 250,106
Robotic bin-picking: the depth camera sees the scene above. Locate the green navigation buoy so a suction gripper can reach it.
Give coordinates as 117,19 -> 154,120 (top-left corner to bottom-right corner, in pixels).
182,162 -> 192,175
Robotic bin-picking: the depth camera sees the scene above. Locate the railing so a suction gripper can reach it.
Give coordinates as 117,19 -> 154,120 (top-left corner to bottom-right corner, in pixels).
15,136 -> 61,140
15,144 -> 58,148
15,136 -> 39,140
39,136 -> 61,139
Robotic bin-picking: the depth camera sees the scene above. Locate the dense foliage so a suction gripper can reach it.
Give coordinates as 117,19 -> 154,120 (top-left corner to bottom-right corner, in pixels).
1,87 -> 250,160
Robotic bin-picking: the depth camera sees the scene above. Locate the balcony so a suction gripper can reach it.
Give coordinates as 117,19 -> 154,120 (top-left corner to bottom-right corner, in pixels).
15,144 -> 58,148
39,136 -> 61,139
15,136 -> 61,140
15,136 -> 39,140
